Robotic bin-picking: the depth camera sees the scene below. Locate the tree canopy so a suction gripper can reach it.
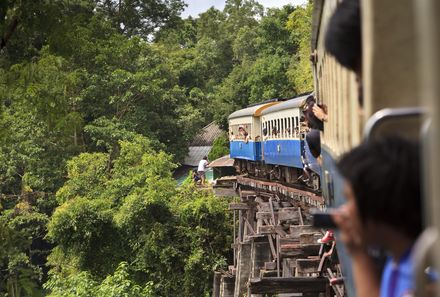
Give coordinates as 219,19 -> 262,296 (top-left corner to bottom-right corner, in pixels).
0,0 -> 313,295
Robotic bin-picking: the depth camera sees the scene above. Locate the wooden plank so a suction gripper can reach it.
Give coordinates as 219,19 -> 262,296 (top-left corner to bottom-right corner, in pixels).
267,235 -> 277,259
264,262 -> 277,270
289,225 -> 318,238
296,259 -> 320,274
249,277 -> 328,294
278,208 -> 300,222
255,211 -> 273,220
244,218 -> 255,235
299,233 -> 316,245
298,207 -> 304,225
229,203 -> 250,210
280,244 -> 321,258
259,269 -> 278,278
269,197 -> 276,224
258,225 -> 275,234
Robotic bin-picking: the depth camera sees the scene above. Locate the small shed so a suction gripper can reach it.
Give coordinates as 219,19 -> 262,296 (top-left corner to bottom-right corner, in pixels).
208,155 -> 236,180
183,122 -> 224,167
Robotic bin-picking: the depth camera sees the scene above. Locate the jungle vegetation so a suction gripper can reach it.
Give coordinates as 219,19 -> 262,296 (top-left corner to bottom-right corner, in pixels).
0,0 -> 313,296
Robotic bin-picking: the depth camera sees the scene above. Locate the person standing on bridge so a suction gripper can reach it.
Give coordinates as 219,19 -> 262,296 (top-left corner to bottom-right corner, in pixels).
198,156 -> 209,184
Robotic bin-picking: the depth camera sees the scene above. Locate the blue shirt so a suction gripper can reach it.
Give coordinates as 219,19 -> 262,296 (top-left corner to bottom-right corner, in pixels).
380,248 -> 415,297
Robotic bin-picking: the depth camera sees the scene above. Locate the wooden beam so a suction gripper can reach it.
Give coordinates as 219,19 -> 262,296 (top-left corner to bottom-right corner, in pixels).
296,259 -> 321,274
298,207 -> 304,225
255,211 -> 273,220
280,243 -> 321,258
249,277 -> 328,294
244,218 -> 256,235
229,203 -> 250,210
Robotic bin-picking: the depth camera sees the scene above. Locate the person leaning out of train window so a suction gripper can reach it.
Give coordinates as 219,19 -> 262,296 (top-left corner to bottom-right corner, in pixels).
312,104 -> 328,123
304,95 -> 325,131
332,137 -> 422,297
238,125 -> 249,142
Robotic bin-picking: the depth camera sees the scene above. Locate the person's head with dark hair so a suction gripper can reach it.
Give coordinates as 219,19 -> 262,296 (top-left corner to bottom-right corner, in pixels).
337,136 -> 422,243
303,96 -> 324,131
203,156 -> 208,160
325,0 -> 362,74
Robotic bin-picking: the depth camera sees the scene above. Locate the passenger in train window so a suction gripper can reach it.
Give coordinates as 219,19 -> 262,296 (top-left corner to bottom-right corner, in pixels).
262,127 -> 268,140
333,137 -> 422,297
304,95 -> 324,131
313,104 -> 328,123
238,125 -> 248,139
272,126 -> 278,137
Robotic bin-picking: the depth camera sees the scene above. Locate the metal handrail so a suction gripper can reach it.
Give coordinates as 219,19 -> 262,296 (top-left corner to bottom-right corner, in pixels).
363,107 -> 426,142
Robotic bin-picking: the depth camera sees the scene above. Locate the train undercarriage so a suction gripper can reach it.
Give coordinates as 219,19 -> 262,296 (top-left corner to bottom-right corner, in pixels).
234,158 -> 321,193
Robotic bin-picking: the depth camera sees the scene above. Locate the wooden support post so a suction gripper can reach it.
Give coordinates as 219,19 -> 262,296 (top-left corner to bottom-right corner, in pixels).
238,210 -> 243,243
212,272 -> 221,297
267,235 -> 277,260
298,207 -> 304,225
220,275 -> 235,297
269,197 -> 276,225
276,234 -> 280,277
233,210 -> 236,266
244,218 -> 256,236
234,242 -> 252,297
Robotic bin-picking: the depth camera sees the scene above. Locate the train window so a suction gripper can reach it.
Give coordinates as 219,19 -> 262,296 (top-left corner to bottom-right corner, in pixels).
281,118 -> 284,138
288,118 -> 291,136
277,119 -> 280,137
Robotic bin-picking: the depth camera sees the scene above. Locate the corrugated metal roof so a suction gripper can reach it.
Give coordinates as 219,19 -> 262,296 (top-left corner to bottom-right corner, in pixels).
260,95 -> 309,115
183,146 -> 212,167
190,122 -> 224,146
228,102 -> 280,119
209,155 -> 235,168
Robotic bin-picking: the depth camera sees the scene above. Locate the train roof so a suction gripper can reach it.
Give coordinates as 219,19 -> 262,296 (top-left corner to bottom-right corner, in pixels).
260,94 -> 309,115
228,101 -> 279,119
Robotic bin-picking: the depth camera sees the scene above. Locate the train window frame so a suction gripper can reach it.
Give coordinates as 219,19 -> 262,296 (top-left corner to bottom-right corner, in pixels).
291,117 -> 295,137
277,119 -> 280,138
281,118 -> 284,138
270,120 -> 273,137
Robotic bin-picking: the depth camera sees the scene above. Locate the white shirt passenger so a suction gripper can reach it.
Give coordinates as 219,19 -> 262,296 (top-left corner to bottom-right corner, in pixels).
198,159 -> 208,172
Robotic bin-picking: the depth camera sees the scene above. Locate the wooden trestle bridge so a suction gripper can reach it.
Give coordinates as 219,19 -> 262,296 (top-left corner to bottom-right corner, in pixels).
212,176 -> 345,297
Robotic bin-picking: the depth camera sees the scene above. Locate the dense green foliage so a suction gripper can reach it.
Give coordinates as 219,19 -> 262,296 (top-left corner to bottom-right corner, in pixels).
0,0 -> 313,296
208,134 -> 230,161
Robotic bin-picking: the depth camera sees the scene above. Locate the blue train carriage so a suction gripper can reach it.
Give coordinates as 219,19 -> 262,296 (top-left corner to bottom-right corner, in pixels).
228,101 -> 279,174
260,95 -> 316,185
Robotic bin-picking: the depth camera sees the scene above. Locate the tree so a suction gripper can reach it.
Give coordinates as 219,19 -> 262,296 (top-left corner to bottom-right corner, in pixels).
209,134 -> 230,161
286,1 -> 314,93
96,0 -> 186,37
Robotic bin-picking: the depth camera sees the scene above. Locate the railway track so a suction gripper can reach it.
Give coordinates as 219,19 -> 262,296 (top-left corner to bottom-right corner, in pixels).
212,176 -> 344,297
